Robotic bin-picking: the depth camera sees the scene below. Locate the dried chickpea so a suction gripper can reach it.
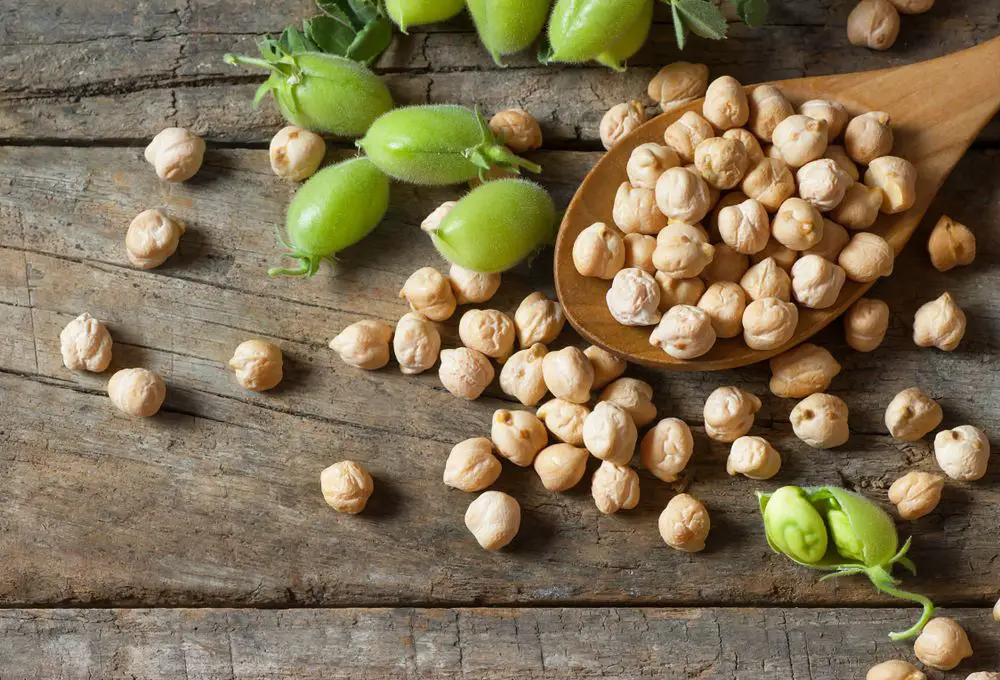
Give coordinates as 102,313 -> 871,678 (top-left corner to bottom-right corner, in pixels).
655,273 -> 705,311
652,222 -> 715,279
790,393 -> 850,448
718,198 -> 769,255
848,0 -> 901,51
791,254 -> 847,309
320,460 -> 374,514
772,115 -> 829,168
704,386 -> 761,443
888,0 -> 934,11
443,438 -> 502,492
701,244 -> 749,285
703,75 -> 749,130
866,660 -> 927,680
592,461 -> 640,514
613,182 -> 668,235
743,297 -> 799,350
534,443 -> 589,491
658,493 -> 710,552
488,108 -> 542,153
439,347 -> 495,400
648,62 -> 709,112
640,418 -> 694,482
108,368 -> 166,417
583,401 -> 638,465
330,320 -> 392,370
60,312 -> 112,372
748,85 -> 794,142
913,618 -> 973,671
228,339 -> 283,391
694,137 -> 749,190
623,233 -> 657,273
752,239 -> 799,271
269,126 -> 325,181
865,156 -> 918,214
649,304 -> 717,359
144,127 -> 205,182
928,216 -> 976,272
804,219 -> 850,262
606,268 -> 662,327
727,435 -> 781,480
845,112 -> 894,164
663,111 -> 715,163
542,346 -> 595,403
492,409 -> 547,467
697,281 -> 746,338
599,377 -> 657,428
845,297 -> 890,352
537,399 -> 590,446
824,145 -> 860,181
773,198 -> 825,251
627,142 -> 681,189
585,345 -> 627,390
573,222 -> 626,279
993,599 -> 1000,623
399,267 -> 456,321
740,257 -> 792,302
500,343 -> 548,406
465,491 -> 520,550
966,673 -> 1000,680
459,309 -> 515,361
684,162 -> 721,210
799,100 -> 849,141
449,264 -> 501,305
392,312 -> 441,375
769,343 -> 841,398
125,208 -> 185,269
741,158 -> 796,212
515,292 -> 564,347
764,144 -> 785,162
838,232 -> 894,282
913,292 -> 966,351
797,159 -> 852,211
600,101 -> 646,150
654,167 -> 712,224
888,471 -> 944,520
935,425 -> 990,481
832,182 -> 884,230
420,201 -> 456,233
885,387 -> 942,441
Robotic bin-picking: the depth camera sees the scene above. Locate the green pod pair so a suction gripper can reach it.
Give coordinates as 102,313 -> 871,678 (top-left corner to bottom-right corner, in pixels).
467,0 -> 553,65
385,0 -> 465,31
548,0 -> 653,68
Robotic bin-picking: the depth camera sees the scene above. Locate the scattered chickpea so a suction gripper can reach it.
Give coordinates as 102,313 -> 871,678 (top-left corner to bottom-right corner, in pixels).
499,343 -> 548,406
465,491 -> 521,551
488,108 -> 543,153
769,343 -> 842,398
600,101 -> 646,150
928,216 -> 976,272
694,137 -> 749,190
772,115 -> 829,168
727,435 -> 782,480
320,460 -> 374,514
537,399 -> 591,446
804,218 -> 850,262
655,273 -> 705,311
228,339 -> 283,391
773,198 -> 825,251
888,0 -> 934,12
443,438 -> 502,492
647,62 -> 709,112
888,471 -> 944,520
125,208 -> 185,269
420,201 -> 456,234
914,291 -> 968,351
824,145 -> 860,181
885,387 -> 942,441
865,156 -> 918,214
533,443 -> 589,491
613,182 -> 668,235
399,267 -> 457,321
627,142 -> 681,190
623,233 -> 657,273
748,85 -> 794,142
592,461 -> 641,514
845,297 -> 890,352
144,127 -> 205,182
838,232 -> 894,282
654,167 -> 712,224
542,346 -> 595,403
640,417 -> 694,482
652,222 -> 715,280
59,312 -> 113,372
701,244 -> 750,285
848,0 -> 901,51
584,401 -> 638,464
107,367 -> 166,417
438,347 -> 495,400
585,345 -> 627,390
866,659 -> 927,680
703,386 -> 761,443
649,304 -> 717,359
740,257 -> 792,302
797,159 -> 852,211
329,319 -> 393,370
743,297 -> 799,350
799,100 -> 849,141
913,617 -> 973,671
492,409 -> 548,467
723,129 -> 764,166
832,182 -> 884,230
697,281 -> 747,338
392,313 -> 441,376
791,254 -> 847,309
790,393 -> 850,449
459,308 -> 516,361
514,292 -> 565,347
663,111 -> 715,163
599,377 -> 657,428
269,126 -> 325,181
717,198 -> 769,255
845,111 -> 894,164
449,264 -> 501,305
658,493 -> 710,552
741,158 -> 796,212
934,425 -> 990,481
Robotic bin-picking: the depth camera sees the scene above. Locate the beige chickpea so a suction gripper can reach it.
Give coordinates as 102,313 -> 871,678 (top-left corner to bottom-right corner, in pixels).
658,493 -> 710,552
845,297 -> 890,352
534,443 -> 589,491
703,75 -> 749,130
627,143 -> 681,190
717,198 -> 769,255
703,386 -> 761,443
329,320 -> 393,370
448,264 -> 501,305
320,460 -> 374,514
928,215 -> 976,272
125,208 -> 185,269
514,292 -> 565,347
764,144 -> 785,162
647,62 -> 709,112
537,399 -> 591,446
888,471 -> 944,520
652,222 -> 715,279
824,145 -> 860,181
438,347 -> 495,400
791,254 -> 847,309
459,309 -> 516,361
228,339 -> 283,391
499,343 -> 548,406
913,618 -> 973,671
769,343 -> 842,398
583,401 -> 638,465
773,198 -> 825,251
888,0 -> 934,12
492,409 -> 547,467
488,108 -> 542,153
741,158 -> 796,212
865,156 -> 918,214
838,232 -> 894,282
743,297 -> 799,350
585,345 -> 627,390
966,674 -> 1000,680
694,137 -> 749,190
790,393 -> 850,448
686,164 -> 721,213
465,491 -> 521,550
723,128 -> 765,166
797,159 -> 852,212
649,304 -> 717,359
443,438 -> 502,492
845,112 -> 894,164
59,312 -> 113,372
623,233 -> 657,274
420,201 -> 456,234
592,461 -> 641,514
701,244 -> 749,285
799,100 -> 849,141
748,85 -> 794,142
913,292 -> 966,351
993,599 -> 1000,622
848,0 -> 901,50
697,282 -> 746,339
399,267 -> 456,321
144,127 -> 205,182
600,101 -> 646,150
641,418 -> 694,482
107,368 -> 166,417
654,273 -> 705,312
740,257 -> 792,302
654,167 -> 712,224
804,219 -> 850,261
613,182 -> 668,235
866,659 -> 927,680
269,126 -> 325,181
832,182 -> 884,230
663,111 -> 715,163
542,346 -> 595,403
752,239 -> 799,271
727,436 -> 782,480
885,387 -> 942,440
392,312 -> 441,375
599,377 -> 657,428
935,425 -> 990,481
573,222 -> 626,279
772,115 -> 829,168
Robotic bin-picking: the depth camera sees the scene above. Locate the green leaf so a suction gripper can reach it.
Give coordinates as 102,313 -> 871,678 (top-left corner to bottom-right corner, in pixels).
536,35 -> 554,65
734,0 -> 768,27
346,17 -> 393,64
306,15 -> 357,55
670,1 -> 687,49
672,0 -> 728,40
280,25 -> 319,53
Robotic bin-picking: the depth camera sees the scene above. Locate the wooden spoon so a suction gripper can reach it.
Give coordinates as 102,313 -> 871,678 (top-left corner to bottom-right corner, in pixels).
554,36 -> 1000,371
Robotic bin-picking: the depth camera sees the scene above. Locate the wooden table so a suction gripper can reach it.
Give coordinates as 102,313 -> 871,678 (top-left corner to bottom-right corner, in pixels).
2,1 -> 999,677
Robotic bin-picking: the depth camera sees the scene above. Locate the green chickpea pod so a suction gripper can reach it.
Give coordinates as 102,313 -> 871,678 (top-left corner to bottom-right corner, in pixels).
547,0 -> 650,65
467,0 -> 553,65
384,0 -> 465,31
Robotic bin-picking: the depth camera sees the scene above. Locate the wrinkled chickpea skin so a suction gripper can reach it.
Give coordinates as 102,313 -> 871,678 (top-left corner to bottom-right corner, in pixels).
449,264 -> 501,305
769,343 -> 841,398
269,126 -> 325,181
459,309 -> 516,361
832,182 -> 883,230
514,292 -> 565,347
791,254 -> 846,309
465,491 -> 521,551
702,244 -> 750,285
697,281 -> 746,339
537,399 -> 591,446
488,108 -> 543,153
845,297 -> 890,352
439,348 -> 495,400
888,471 -> 944,520
663,111 -> 715,163
913,292 -> 966,352
748,85 -> 794,142
599,377 -> 657,428
592,461 -> 641,515
585,345 -> 627,390
320,460 -> 374,514
913,617 -> 973,671
144,127 -> 205,182
804,219 -> 850,262
727,435 -> 782,480
773,198 -> 825,251
740,158 -> 796,212
392,312 -> 441,375
623,233 -> 657,273
799,100 -> 849,141
928,216 -> 976,272
647,62 -> 709,112
492,409 -> 547,467
848,0 -> 901,51
627,143 -> 680,190
613,182 -> 667,235
533,443 -> 589,491
885,387 -> 942,441
499,343 -> 548,406
108,368 -> 166,417
796,159 -> 852,212
400,267 -> 456,322
824,145 -> 860,181
772,115 -> 828,168
583,401 -> 637,465
865,659 -> 927,680
752,240 -> 799,271
740,257 -> 791,302
655,273 -> 705,311
542,346 -> 595,404
600,101 -> 646,150
694,137 -> 749,190
845,112 -> 894,165
640,417 -> 694,482
652,222 -> 715,280
229,339 -> 283,391
934,425 -> 990,481
658,493 -> 710,552
723,129 -> 765,166
703,75 -> 749,131
443,438 -> 501,492
865,156 -> 918,214
126,208 -> 185,269
790,393 -> 850,449
607,267 -> 662,327
60,312 -> 113,372
655,167 -> 712,225
718,198 -> 769,255
743,297 -> 799,350
649,304 -> 717,360
330,320 -> 393,370
838,232 -> 894,283
704,386 -> 761,443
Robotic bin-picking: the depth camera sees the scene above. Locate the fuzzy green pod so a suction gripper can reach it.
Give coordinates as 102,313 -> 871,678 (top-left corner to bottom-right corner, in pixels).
425,179 -> 557,273
467,0 -> 553,65
761,486 -> 829,564
385,0 -> 465,31
547,0 -> 649,63
595,0 -> 653,71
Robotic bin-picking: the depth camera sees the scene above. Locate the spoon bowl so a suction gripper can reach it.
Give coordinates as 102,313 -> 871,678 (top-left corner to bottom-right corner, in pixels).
554,37 -> 1000,371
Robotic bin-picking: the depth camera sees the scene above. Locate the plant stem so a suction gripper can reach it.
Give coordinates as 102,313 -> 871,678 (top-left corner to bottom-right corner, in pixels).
866,565 -> 935,640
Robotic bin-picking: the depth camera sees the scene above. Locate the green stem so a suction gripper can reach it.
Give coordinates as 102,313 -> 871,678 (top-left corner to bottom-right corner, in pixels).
268,254 -> 320,278
485,145 -> 543,175
865,565 -> 935,641
224,53 -> 277,71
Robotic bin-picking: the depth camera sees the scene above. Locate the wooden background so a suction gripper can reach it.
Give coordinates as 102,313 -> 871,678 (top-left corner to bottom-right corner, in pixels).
1,0 -> 999,677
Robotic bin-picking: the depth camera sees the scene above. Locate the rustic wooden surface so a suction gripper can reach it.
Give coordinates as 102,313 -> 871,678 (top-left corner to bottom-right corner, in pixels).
1,0 -> 999,677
